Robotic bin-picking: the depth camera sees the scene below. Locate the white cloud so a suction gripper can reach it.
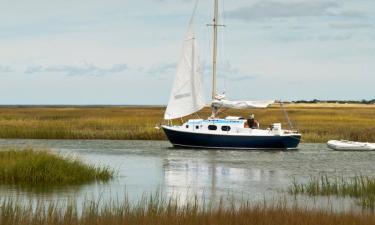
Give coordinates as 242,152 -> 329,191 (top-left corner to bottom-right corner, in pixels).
25,63 -> 128,76
147,62 -> 177,77
0,65 -> 12,73
330,23 -> 372,29
224,1 -> 363,21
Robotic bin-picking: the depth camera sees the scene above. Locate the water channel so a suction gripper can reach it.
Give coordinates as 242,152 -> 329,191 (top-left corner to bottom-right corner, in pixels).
1,139 -> 374,211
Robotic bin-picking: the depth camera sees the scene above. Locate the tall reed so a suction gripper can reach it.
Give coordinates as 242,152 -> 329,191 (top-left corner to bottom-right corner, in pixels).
289,175 -> 375,209
0,148 -> 114,185
1,194 -> 375,225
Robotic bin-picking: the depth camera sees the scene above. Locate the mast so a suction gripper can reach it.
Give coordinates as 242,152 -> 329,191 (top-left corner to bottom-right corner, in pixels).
209,0 -> 222,118
211,0 -> 218,101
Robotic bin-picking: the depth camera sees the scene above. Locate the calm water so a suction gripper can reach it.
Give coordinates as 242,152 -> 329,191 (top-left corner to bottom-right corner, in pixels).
1,139 -> 375,210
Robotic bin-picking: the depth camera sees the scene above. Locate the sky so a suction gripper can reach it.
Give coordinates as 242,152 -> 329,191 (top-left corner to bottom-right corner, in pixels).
0,0 -> 374,105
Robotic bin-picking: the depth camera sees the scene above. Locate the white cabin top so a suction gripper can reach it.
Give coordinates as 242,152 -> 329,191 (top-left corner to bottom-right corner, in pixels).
184,118 -> 248,133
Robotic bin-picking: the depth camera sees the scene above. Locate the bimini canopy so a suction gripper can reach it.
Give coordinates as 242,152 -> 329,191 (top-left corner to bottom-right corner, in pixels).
212,99 -> 274,109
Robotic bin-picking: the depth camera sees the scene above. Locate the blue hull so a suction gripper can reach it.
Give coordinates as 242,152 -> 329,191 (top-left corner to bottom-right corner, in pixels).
163,127 -> 301,150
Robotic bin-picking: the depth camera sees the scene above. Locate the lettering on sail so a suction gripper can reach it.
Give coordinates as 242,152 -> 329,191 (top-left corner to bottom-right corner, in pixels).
174,93 -> 191,100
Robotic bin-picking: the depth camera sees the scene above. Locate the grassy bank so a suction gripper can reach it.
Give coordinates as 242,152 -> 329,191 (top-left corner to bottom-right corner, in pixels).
0,107 -> 165,140
0,104 -> 374,142
289,175 -> 375,209
1,196 -> 375,225
0,148 -> 113,185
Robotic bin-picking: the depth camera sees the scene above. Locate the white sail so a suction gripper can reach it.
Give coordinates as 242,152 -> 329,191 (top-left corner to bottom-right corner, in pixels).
212,99 -> 274,109
164,17 -> 205,120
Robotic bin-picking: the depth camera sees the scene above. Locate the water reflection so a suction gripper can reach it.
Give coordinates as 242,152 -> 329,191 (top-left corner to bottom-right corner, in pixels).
162,150 -> 288,204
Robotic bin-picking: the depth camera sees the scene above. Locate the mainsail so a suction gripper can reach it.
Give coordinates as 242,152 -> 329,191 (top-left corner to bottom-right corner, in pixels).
164,16 -> 205,120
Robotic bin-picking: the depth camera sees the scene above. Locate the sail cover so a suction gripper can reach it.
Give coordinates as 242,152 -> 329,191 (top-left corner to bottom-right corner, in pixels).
164,17 -> 205,120
212,99 -> 274,109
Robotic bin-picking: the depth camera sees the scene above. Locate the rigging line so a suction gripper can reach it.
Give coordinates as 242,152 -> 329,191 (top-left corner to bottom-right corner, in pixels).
194,110 -> 202,119
203,9 -> 211,96
219,108 -> 230,118
221,0 -> 229,96
190,0 -> 200,21
280,101 -> 294,130
217,0 -> 225,95
201,1 -> 212,106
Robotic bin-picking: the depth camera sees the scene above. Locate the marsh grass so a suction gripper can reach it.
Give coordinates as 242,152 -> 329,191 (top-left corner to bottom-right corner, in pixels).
0,193 -> 375,225
289,175 -> 375,209
0,148 -> 113,185
1,194 -> 375,225
0,107 -> 165,140
0,104 -> 374,142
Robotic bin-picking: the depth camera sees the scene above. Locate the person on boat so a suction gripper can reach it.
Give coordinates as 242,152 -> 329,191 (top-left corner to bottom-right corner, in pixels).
247,114 -> 259,129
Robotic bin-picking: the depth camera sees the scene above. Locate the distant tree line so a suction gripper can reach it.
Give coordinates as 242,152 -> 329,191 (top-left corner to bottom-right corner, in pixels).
290,99 -> 375,104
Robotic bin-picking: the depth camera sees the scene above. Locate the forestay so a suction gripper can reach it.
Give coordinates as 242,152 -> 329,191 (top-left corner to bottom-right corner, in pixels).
164,14 -> 205,120
212,99 -> 274,109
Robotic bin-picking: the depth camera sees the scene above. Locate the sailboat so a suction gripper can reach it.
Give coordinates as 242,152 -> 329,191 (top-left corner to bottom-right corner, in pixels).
161,0 -> 301,150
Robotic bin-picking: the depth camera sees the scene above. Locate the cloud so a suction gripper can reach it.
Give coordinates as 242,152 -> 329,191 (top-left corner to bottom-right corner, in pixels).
276,33 -> 357,42
232,74 -> 261,82
147,62 -> 176,75
145,61 -> 260,83
225,1 -> 362,21
338,10 -> 365,18
217,61 -> 240,77
317,34 -> 353,41
203,61 -> 240,78
25,63 -> 128,76
25,66 -> 43,74
0,65 -> 12,73
330,23 -> 372,30
204,61 -> 260,81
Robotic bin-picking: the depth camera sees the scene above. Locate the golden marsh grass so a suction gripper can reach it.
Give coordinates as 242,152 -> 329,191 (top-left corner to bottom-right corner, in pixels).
1,194 -> 375,225
0,104 -> 374,143
0,148 -> 113,185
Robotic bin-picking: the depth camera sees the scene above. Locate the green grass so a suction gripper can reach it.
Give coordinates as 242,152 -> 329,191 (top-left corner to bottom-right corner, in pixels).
0,148 -> 114,185
0,104 -> 374,142
289,175 -> 375,209
1,194 -> 375,225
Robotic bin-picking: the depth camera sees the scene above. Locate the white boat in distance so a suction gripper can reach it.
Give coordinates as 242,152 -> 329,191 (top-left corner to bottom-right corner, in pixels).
327,140 -> 375,151
161,0 -> 301,150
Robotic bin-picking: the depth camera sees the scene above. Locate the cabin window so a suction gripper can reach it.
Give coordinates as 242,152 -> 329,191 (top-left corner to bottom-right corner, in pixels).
186,125 -> 189,128
208,125 -> 217,131
196,125 -> 199,129
221,126 -> 231,131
